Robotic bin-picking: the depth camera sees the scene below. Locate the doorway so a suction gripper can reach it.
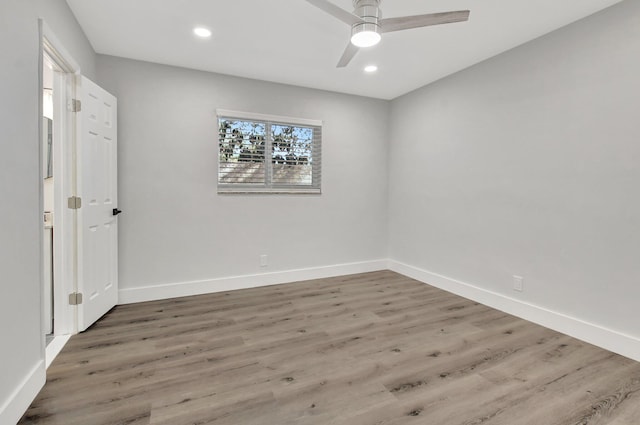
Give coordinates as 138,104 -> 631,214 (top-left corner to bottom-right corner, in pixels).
41,25 -> 79,366
42,53 -> 55,345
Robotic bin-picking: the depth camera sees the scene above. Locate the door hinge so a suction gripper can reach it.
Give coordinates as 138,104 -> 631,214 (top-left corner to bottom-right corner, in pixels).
67,196 -> 82,210
69,292 -> 83,305
69,99 -> 82,112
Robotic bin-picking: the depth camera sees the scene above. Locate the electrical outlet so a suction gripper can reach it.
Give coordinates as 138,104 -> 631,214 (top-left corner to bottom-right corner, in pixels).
260,255 -> 268,267
513,275 -> 524,292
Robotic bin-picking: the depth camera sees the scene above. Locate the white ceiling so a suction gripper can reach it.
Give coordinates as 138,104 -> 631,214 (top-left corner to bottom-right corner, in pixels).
66,0 -> 623,100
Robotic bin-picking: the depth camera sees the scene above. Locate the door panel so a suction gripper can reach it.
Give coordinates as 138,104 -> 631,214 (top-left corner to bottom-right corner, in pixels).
77,76 -> 118,331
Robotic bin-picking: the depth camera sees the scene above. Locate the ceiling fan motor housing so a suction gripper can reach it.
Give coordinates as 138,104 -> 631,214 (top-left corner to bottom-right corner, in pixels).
352,0 -> 382,39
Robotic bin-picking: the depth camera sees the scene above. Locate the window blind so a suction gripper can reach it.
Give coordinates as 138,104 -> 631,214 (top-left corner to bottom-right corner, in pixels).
217,110 -> 322,194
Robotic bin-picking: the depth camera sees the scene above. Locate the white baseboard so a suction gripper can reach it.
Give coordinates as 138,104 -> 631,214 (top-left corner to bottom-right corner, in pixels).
118,260 -> 388,305
46,335 -> 71,369
117,258 -> 640,362
0,360 -> 45,425
389,260 -> 640,362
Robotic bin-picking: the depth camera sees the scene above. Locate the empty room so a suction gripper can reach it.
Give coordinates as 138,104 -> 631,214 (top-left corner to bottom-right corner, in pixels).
2,0 -> 640,424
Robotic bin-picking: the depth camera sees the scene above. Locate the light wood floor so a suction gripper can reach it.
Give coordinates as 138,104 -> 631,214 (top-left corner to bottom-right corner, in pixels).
20,271 -> 640,425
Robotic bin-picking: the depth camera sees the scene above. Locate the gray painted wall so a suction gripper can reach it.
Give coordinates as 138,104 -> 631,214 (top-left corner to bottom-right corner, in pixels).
0,0 -> 96,422
388,0 -> 640,339
96,56 -> 390,291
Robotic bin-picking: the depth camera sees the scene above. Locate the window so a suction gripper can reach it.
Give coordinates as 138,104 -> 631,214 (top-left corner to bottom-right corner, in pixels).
217,110 -> 322,194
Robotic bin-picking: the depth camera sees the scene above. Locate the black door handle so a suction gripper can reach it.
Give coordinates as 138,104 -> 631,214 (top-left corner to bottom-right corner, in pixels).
113,208 -> 123,216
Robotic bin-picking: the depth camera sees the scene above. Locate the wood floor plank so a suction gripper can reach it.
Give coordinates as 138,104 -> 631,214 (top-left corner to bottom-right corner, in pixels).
19,271 -> 640,425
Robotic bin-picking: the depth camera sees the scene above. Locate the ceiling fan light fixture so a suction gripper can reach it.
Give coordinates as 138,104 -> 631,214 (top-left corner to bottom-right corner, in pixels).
350,24 -> 381,47
304,0 -> 470,68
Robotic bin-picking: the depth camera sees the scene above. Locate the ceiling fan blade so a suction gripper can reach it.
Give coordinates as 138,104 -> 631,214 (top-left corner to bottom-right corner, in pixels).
380,10 -> 470,33
336,42 -> 359,68
306,0 -> 364,26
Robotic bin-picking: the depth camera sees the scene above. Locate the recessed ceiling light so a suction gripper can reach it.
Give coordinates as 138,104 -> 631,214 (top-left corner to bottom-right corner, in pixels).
364,65 -> 378,73
193,27 -> 212,38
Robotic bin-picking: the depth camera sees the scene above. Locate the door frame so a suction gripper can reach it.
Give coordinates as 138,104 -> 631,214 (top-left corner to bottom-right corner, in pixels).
40,20 -> 81,364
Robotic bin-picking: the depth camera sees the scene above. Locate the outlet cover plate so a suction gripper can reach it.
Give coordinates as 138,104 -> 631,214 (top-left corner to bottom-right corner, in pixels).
513,275 -> 524,292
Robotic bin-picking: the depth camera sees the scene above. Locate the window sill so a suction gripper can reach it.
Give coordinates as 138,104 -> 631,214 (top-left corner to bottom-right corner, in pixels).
217,187 -> 321,195
218,187 -> 322,195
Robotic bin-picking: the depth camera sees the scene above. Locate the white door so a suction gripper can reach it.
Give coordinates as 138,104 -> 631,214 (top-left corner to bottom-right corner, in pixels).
76,76 -> 119,331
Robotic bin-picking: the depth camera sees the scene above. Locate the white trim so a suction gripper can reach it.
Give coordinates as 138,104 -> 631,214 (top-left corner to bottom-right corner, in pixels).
41,21 -> 80,74
118,260 -> 387,304
50,69 -> 77,336
46,335 -> 71,369
38,18 -> 46,365
217,187 -> 321,195
388,260 -> 640,362
216,109 -> 322,127
0,361 -> 45,425
118,258 -> 640,362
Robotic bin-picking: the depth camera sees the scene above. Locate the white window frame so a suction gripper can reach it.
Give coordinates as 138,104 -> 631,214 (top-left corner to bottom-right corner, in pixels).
217,109 -> 322,194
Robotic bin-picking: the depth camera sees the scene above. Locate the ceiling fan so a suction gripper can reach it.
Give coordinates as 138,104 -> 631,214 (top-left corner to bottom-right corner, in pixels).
306,0 -> 470,67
